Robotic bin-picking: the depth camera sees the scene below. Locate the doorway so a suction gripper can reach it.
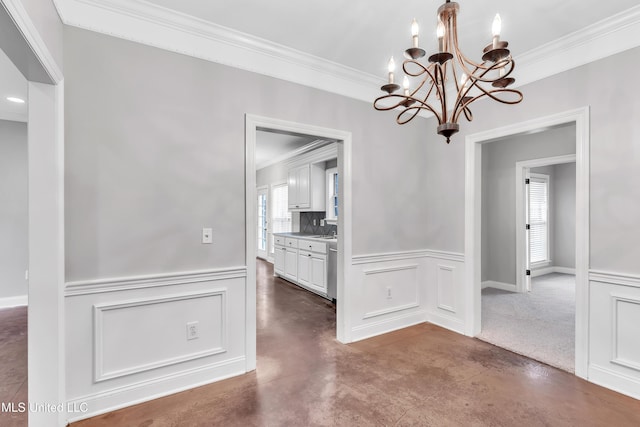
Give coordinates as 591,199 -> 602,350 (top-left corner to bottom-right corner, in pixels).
245,115 -> 353,371
464,107 -> 590,378
257,186 -> 268,260
478,140 -> 578,372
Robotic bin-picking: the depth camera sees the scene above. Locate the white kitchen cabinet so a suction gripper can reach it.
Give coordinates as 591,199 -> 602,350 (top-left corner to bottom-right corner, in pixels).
288,163 -> 326,211
284,247 -> 298,281
273,234 -> 330,299
274,244 -> 286,276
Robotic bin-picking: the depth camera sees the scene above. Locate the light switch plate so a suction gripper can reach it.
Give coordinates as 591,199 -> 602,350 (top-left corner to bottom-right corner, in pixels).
202,228 -> 213,244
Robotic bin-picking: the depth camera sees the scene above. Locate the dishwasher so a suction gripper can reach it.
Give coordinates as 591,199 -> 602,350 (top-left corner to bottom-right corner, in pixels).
327,244 -> 338,302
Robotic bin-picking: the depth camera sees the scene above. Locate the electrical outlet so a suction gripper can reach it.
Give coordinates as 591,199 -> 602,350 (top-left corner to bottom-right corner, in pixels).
202,228 -> 213,244
186,321 -> 199,340
386,287 -> 392,299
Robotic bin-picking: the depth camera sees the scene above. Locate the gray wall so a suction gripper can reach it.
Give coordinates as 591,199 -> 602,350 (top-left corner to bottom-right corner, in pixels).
64,26 -> 432,281
425,45 -> 640,277
19,0 -> 64,72
0,119 -> 28,298
481,125 -> 575,284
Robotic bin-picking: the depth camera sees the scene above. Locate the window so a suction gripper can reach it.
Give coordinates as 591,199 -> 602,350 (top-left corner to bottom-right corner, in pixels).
270,183 -> 291,254
325,167 -> 338,223
257,191 -> 267,252
529,173 -> 550,265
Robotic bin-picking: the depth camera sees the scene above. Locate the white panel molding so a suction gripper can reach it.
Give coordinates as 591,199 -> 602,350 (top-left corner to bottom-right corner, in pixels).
515,5 -> 640,88
350,310 -> 428,343
66,355 -> 246,423
481,281 -> 517,293
93,290 -> 227,382
590,270 -> 640,289
55,0 -> 381,103
362,264 -> 419,320
588,364 -> 640,401
436,265 -> 456,313
0,294 -> 28,308
610,294 -> 640,372
65,266 -> 247,296
353,249 -> 465,265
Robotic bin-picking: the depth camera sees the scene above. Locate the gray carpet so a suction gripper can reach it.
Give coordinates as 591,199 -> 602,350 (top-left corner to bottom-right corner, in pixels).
477,273 -> 575,373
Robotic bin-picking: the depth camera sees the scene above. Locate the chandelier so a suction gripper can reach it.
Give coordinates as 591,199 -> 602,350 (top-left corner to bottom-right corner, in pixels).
373,0 -> 523,143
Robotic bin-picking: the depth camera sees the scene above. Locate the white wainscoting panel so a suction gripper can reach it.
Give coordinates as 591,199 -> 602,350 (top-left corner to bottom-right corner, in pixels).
588,271 -> 640,399
65,267 -> 247,422
350,250 -> 465,342
93,290 -> 227,382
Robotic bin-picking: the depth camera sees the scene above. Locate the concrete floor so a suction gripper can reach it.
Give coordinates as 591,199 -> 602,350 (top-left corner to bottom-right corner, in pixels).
40,259 -> 640,425
0,306 -> 28,427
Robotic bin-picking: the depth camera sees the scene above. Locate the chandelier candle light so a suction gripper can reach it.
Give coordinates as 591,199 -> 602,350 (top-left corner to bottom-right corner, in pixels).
374,0 -> 523,143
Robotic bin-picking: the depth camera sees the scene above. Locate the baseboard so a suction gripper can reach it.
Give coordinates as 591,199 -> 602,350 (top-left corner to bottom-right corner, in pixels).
426,310 -> 466,335
66,356 -> 246,423
0,295 -> 28,308
481,281 -> 517,292
588,364 -> 640,400
349,310 -> 428,343
532,266 -> 576,277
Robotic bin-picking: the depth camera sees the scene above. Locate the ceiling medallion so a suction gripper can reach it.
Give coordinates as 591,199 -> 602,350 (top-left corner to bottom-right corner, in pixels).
374,0 -> 523,143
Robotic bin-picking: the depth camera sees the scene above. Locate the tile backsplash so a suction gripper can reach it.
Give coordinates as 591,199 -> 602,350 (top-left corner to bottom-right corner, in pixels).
300,212 -> 337,236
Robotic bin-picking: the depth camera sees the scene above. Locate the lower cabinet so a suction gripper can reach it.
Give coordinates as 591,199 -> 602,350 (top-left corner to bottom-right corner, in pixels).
274,244 -> 286,275
273,235 -> 328,299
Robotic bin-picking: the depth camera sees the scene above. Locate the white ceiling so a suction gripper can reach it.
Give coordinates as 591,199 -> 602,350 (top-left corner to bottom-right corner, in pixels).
139,0 -> 639,77
0,47 -> 28,123
256,130 -> 328,170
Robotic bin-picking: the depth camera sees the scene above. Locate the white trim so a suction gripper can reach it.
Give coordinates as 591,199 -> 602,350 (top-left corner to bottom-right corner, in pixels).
246,114 -> 353,353
588,364 -> 640,401
55,0 -> 381,103
350,310 -> 428,343
92,289 -> 227,382
0,111 -> 28,123
0,295 -> 28,308
515,5 -> 640,89
352,249 -> 465,265
590,270 -> 640,289
65,266 -> 247,296
66,356 -> 246,423
465,106 -> 590,380
426,311 -> 466,335
54,1 -> 640,105
2,0 -> 64,83
531,266 -> 576,277
515,154 -> 576,292
256,139 -> 331,170
610,294 -> 640,372
481,281 -> 517,292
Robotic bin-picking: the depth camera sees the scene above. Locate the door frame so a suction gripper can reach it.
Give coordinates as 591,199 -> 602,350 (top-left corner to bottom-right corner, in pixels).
245,114 -> 353,371
464,106 -> 590,379
515,154 -> 576,293
2,0 -> 66,425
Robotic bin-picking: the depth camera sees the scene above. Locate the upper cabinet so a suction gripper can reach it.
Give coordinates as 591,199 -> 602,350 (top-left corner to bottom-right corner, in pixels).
288,163 -> 326,211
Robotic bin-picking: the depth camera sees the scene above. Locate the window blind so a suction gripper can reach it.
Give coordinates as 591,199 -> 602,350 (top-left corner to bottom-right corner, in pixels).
529,176 -> 549,264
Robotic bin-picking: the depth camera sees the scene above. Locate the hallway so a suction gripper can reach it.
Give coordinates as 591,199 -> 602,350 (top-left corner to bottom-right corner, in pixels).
72,260 -> 640,426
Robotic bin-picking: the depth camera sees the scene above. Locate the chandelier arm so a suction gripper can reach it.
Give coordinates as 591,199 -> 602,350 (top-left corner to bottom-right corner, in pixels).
434,64 -> 448,123
374,94 -> 444,124
452,88 -> 523,123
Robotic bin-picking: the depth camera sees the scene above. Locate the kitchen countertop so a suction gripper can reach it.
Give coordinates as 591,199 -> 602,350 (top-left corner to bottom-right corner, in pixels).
273,232 -> 337,243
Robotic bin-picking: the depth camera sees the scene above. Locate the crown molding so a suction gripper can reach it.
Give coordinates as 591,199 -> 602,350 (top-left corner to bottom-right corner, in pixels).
514,5 -> 640,87
256,139 -> 334,171
0,110 -> 28,122
55,0 -> 382,103
55,0 -> 640,102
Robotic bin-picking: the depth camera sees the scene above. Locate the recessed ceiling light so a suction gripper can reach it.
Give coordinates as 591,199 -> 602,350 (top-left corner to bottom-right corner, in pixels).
6,96 -> 25,104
